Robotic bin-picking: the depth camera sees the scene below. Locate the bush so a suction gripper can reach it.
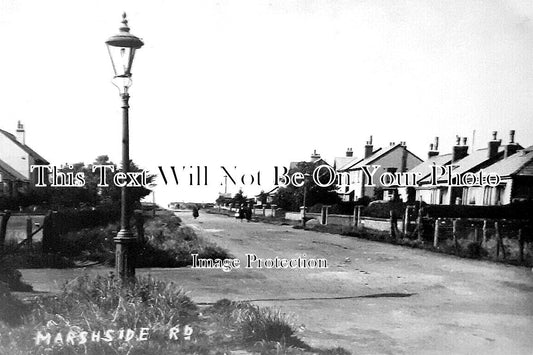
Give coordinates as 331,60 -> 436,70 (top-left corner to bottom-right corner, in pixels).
0,262 -> 33,292
465,242 -> 487,259
425,201 -> 533,219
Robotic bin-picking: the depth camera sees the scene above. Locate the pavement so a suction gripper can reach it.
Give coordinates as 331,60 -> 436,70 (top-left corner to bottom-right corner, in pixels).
20,211 -> 533,354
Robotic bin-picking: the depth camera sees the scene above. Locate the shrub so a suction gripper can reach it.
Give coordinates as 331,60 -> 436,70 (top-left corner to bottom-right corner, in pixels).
0,282 -> 31,326
465,242 -> 487,259
0,262 -> 33,292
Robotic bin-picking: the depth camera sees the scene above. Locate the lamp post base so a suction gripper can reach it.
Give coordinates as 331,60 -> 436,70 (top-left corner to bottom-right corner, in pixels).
114,229 -> 136,281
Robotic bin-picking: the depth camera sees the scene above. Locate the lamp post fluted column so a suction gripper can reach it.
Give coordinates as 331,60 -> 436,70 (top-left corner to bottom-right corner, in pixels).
114,92 -> 135,280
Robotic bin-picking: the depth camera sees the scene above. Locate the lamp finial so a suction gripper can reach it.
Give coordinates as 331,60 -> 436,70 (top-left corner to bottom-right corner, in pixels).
119,12 -> 130,33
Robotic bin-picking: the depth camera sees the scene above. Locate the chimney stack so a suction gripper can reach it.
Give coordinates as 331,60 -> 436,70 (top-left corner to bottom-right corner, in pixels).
488,131 -> 501,159
364,135 -> 373,158
428,143 -> 439,159
310,149 -> 321,160
346,148 -> 353,157
504,130 -> 519,158
452,135 -> 469,162
16,121 -> 25,145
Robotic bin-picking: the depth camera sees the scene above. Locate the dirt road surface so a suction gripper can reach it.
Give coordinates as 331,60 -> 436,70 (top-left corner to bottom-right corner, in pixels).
20,211 -> 533,354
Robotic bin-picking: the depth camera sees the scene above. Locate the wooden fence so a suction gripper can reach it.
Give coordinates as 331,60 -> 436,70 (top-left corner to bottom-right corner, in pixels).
408,217 -> 531,262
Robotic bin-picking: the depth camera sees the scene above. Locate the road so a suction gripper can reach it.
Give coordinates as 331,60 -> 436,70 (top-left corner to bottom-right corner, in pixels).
21,211 -> 533,354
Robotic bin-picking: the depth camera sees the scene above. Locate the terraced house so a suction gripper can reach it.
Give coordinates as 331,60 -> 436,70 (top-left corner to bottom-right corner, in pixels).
404,130 -> 530,205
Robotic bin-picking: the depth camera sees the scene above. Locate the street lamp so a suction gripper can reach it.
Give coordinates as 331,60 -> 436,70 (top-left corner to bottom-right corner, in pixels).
301,173 -> 310,227
106,13 -> 144,280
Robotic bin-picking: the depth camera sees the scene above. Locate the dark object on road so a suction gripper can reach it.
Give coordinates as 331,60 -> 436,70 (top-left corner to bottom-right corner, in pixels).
192,206 -> 199,219
244,206 -> 252,222
237,206 -> 245,222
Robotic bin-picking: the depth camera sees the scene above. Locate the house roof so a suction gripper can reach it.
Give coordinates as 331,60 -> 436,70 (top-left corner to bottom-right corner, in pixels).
334,156 -> 356,170
289,158 -> 329,171
483,145 -> 533,178
407,153 -> 453,181
339,143 -> 422,171
0,158 -> 27,181
448,146 -> 505,176
0,128 -> 49,164
255,186 -> 279,198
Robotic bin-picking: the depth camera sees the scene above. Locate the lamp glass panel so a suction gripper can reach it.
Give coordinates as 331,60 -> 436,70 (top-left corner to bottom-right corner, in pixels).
107,45 -> 136,77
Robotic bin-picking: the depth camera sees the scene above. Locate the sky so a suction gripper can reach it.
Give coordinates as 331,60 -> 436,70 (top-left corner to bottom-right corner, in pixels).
1,0 -> 532,206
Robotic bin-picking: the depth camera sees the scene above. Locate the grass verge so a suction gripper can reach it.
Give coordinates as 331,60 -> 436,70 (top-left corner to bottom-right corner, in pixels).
0,274 -> 350,354
2,211 -> 231,269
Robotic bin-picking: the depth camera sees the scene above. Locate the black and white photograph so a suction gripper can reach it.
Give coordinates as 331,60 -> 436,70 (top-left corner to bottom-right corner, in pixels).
0,1 -> 532,354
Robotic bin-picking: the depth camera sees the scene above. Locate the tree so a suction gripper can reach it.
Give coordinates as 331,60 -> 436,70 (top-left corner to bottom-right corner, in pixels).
14,155 -> 155,210
231,189 -> 248,208
272,161 -> 340,212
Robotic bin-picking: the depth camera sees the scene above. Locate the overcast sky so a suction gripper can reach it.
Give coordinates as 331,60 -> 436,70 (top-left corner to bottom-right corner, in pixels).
1,0 -> 532,205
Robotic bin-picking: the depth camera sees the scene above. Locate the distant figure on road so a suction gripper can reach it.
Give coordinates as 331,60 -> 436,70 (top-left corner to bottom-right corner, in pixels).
237,205 -> 245,222
244,205 -> 252,222
192,205 -> 199,219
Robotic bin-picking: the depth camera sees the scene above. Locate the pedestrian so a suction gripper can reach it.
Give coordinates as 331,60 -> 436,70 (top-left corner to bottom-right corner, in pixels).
238,205 -> 245,222
245,205 -> 252,222
192,205 -> 199,219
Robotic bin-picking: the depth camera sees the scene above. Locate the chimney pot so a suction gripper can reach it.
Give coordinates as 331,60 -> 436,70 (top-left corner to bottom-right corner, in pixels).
15,121 -> 26,145
462,137 -> 467,145
509,130 -> 515,144
434,137 -> 439,150
364,136 -> 374,158
346,147 -> 353,157
488,132 -> 501,158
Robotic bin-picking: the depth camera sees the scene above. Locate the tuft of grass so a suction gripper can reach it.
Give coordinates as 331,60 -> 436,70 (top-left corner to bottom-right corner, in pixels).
206,299 -> 308,349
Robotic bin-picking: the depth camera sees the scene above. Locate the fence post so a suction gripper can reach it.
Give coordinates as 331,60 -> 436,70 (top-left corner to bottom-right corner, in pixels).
452,219 -> 458,254
0,210 -> 11,252
42,211 -> 53,252
433,218 -> 440,248
389,211 -> 398,241
474,226 -> 478,243
495,221 -> 506,259
321,206 -> 330,225
482,220 -> 487,246
402,207 -> 409,236
353,206 -> 357,227
26,217 -> 33,246
417,214 -> 423,241
518,228 -> 524,263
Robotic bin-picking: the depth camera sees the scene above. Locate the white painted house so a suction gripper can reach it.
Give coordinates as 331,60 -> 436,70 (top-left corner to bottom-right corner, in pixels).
0,122 -> 48,196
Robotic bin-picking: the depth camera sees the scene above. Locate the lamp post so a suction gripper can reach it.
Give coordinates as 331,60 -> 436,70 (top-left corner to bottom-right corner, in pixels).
106,13 -> 144,281
301,173 -> 310,227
